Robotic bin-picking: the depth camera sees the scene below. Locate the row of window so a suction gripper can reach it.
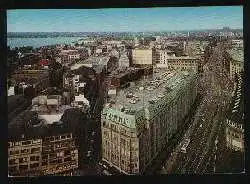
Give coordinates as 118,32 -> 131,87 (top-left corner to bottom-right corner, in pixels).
9,162 -> 40,173
9,147 -> 41,156
227,131 -> 243,139
8,139 -> 42,148
44,134 -> 72,142
9,155 -> 40,165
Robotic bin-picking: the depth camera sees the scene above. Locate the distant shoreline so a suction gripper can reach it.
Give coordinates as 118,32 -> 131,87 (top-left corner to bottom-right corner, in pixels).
7,29 -> 243,38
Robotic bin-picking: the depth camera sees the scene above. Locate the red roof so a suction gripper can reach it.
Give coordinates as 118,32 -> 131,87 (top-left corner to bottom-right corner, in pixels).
40,59 -> 49,66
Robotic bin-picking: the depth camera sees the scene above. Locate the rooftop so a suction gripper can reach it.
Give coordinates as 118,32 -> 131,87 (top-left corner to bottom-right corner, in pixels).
107,69 -> 195,113
8,107 -> 87,141
226,48 -> 244,62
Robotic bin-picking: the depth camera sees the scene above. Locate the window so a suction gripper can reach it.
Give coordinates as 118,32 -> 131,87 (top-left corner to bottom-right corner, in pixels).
64,151 -> 72,158
30,156 -> 40,162
22,141 -> 31,146
19,164 -> 28,171
31,147 -> 40,154
41,160 -> 47,167
30,163 -> 39,169
21,149 -> 30,154
55,136 -> 60,140
15,142 -> 21,146
61,135 -> 66,139
121,138 -> 126,146
19,157 -> 28,163
67,134 -> 71,139
9,166 -> 18,173
42,154 -> 48,160
55,143 -> 62,148
33,139 -> 41,144
50,159 -> 58,164
9,159 -> 18,165
9,151 -> 14,155
64,157 -> 71,162
119,117 -> 123,123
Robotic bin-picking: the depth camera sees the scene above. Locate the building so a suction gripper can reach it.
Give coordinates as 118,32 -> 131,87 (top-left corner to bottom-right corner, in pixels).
154,49 -> 200,73
95,47 -> 103,55
12,69 -> 50,98
19,53 -> 42,67
105,67 -> 153,93
153,49 -> 175,66
102,40 -> 122,46
101,70 -> 198,174
71,94 -> 90,110
8,107 -> 79,176
132,48 -> 153,66
63,72 -> 87,96
118,52 -> 130,68
226,48 -> 244,80
226,73 -> 244,152
59,50 -> 80,66
185,41 -> 209,58
70,56 -> 110,73
231,39 -> 243,48
8,95 -> 32,123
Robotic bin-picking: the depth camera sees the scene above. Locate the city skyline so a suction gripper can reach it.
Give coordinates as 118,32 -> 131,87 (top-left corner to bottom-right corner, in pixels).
7,6 -> 243,32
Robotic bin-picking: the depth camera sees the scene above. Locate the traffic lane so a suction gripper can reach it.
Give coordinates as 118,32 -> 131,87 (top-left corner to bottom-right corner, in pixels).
192,114 -> 216,172
173,104 -> 216,173
161,97 -> 212,174
168,113 -> 208,172
194,109 -> 225,173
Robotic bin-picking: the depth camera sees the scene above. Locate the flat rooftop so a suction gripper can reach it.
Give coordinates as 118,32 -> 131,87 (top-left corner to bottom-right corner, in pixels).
8,107 -> 87,141
107,69 -> 195,113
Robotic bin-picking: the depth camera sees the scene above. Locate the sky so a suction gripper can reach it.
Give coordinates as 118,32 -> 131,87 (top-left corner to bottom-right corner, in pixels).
7,6 -> 243,32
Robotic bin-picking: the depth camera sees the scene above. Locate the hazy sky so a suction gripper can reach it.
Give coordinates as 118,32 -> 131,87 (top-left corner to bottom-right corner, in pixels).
7,6 -> 243,32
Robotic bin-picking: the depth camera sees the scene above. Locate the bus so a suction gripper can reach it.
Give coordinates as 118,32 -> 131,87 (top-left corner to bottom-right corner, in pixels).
180,138 -> 190,154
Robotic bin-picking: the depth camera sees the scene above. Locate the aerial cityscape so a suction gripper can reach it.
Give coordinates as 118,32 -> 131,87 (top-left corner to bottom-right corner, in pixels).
7,7 -> 244,176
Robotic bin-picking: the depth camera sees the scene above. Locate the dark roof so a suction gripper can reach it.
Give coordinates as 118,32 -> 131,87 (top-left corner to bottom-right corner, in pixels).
8,107 -> 88,141
226,73 -> 244,125
73,66 -> 96,76
8,95 -> 31,122
8,95 -> 27,112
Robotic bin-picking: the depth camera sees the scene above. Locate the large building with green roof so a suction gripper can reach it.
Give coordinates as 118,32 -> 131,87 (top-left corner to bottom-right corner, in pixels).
101,69 -> 199,174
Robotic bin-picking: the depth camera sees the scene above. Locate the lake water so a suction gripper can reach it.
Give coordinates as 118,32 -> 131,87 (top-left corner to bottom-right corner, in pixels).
7,37 -> 83,49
